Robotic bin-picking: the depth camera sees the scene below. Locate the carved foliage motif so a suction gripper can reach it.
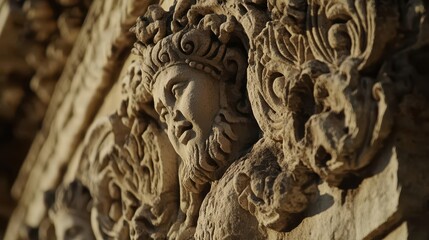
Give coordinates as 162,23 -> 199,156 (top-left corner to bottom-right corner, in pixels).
233,0 -> 399,231
79,67 -> 181,238
248,0 -> 396,185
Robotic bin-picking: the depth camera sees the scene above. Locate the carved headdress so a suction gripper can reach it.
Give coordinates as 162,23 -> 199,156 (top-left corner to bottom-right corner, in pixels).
127,4 -> 258,189
129,5 -> 249,114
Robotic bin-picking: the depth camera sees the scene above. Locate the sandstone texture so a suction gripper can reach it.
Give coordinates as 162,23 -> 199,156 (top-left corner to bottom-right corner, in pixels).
1,0 -> 429,239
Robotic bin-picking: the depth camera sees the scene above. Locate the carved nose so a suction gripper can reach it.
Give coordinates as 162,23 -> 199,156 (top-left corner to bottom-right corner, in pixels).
172,109 -> 184,121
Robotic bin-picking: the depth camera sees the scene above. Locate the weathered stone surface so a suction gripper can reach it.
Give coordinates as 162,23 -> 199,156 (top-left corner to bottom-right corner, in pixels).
1,0 -> 429,239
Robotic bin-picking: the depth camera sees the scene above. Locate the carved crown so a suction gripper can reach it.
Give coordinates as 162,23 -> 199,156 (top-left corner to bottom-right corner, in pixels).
130,5 -> 247,92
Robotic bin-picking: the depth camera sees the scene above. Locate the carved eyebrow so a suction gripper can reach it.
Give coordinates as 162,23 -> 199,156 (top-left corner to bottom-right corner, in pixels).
164,73 -> 188,96
171,81 -> 187,93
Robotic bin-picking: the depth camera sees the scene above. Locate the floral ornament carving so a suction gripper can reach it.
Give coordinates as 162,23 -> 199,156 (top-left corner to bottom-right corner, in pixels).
300,0 -> 396,185
86,118 -> 179,239
249,0 -> 396,186
234,0 -> 398,232
77,70 -> 181,240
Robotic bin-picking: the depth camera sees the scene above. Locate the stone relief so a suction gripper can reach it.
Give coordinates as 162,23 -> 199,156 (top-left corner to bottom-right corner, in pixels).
82,113 -> 180,240
6,0 -> 429,239
23,0 -> 91,104
131,4 -> 260,191
44,180 -> 94,240
248,0 -> 396,187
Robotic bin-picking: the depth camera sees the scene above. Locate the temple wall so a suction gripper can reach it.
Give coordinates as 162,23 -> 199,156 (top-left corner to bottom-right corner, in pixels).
1,0 -> 429,239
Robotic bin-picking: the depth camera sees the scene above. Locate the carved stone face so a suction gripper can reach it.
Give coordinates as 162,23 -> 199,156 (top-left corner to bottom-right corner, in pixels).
153,65 -> 222,185
50,210 -> 94,240
153,65 -> 221,148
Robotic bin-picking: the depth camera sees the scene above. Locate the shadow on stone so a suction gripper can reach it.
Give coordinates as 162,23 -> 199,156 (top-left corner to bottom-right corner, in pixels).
307,194 -> 335,218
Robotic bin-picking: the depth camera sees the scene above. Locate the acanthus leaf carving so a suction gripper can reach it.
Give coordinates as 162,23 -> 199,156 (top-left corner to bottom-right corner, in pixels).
249,0 -> 397,187
232,0 -> 400,232
302,57 -> 394,185
73,63 -> 183,238
233,139 -> 319,232
84,116 -> 180,239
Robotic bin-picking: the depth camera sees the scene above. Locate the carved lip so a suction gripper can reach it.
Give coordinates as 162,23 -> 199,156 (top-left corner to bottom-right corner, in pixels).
175,121 -> 193,144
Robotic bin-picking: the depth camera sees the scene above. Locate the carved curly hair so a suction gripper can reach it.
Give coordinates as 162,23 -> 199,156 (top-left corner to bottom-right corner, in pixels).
127,4 -> 252,119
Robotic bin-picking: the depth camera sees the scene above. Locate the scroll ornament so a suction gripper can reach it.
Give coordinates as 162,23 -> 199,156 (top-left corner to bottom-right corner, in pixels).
239,0 -> 396,231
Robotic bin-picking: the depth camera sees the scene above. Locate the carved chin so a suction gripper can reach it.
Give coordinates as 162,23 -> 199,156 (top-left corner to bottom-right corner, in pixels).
182,128 -> 234,192
187,144 -> 219,183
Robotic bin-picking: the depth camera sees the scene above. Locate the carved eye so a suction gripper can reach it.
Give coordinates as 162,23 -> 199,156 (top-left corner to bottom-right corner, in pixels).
171,81 -> 186,99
